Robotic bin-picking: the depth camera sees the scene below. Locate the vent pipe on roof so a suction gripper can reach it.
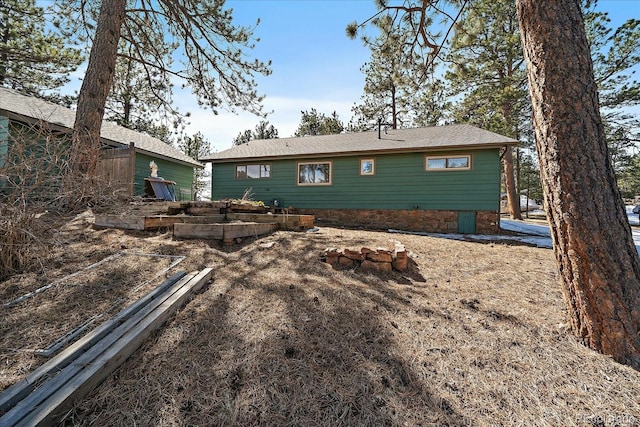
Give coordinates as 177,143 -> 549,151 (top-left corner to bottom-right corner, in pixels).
377,118 -> 382,139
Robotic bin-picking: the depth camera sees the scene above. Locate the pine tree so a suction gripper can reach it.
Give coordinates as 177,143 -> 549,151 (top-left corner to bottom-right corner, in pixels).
294,109 -> 344,137
446,0 -> 529,220
63,0 -> 270,196
176,132 -> 211,200
350,14 -> 449,131
350,0 -> 640,369
518,0 -> 640,368
232,121 -> 279,145
253,120 -> 279,140
584,1 -> 640,178
105,39 -> 186,142
0,0 -> 83,97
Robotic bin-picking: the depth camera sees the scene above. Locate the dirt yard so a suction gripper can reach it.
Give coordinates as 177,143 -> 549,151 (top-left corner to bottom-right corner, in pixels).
1,204 -> 639,426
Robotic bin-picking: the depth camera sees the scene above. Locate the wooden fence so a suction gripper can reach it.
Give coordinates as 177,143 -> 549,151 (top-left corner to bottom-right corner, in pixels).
97,142 -> 135,197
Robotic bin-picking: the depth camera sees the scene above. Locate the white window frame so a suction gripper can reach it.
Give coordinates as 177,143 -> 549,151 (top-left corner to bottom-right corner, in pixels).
297,161 -> 332,186
360,158 -> 375,176
425,155 -> 471,171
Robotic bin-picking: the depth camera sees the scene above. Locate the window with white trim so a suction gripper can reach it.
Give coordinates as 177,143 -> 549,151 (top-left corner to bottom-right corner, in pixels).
297,161 -> 332,185
236,164 -> 271,179
360,158 -> 375,175
425,155 -> 471,171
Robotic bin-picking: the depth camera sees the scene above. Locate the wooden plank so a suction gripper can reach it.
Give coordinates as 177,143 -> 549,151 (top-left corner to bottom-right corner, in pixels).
143,215 -> 188,230
93,216 -> 145,231
143,215 -> 226,230
128,142 -> 135,197
0,271 -> 202,426
0,272 -> 187,415
12,269 -> 214,427
228,214 -> 315,231
223,222 -> 278,239
173,222 -> 278,240
185,207 -> 224,216
173,223 -> 224,239
228,203 -> 267,213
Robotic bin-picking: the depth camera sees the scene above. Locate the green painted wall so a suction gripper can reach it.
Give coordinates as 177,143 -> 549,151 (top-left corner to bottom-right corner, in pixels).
135,153 -> 194,200
211,149 -> 501,211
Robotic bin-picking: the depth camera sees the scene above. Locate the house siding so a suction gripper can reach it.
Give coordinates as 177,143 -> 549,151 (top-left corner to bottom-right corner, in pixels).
135,153 -> 194,200
2,114 -> 197,200
211,149 -> 501,211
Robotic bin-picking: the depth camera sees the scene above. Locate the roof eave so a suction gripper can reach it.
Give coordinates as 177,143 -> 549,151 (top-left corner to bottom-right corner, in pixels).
2,110 -> 203,168
203,142 -> 517,164
100,139 -> 204,168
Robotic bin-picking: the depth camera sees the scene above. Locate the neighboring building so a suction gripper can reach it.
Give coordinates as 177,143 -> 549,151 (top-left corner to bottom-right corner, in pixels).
202,125 -> 518,234
0,88 -> 202,200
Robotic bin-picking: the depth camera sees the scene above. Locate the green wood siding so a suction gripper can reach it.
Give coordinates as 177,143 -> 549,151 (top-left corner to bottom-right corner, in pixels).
212,149 -> 501,211
1,115 -> 196,199
134,153 -> 194,200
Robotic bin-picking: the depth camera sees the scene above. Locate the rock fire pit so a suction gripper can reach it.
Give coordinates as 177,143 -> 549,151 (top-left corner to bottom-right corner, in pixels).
322,243 -> 408,272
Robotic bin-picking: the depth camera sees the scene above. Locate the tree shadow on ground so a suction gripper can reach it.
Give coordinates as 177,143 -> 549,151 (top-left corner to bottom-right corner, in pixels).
68,231 -> 470,426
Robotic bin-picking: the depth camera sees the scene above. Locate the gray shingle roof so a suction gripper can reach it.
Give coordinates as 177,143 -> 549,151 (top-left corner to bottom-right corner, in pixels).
0,88 -> 202,168
202,124 -> 518,163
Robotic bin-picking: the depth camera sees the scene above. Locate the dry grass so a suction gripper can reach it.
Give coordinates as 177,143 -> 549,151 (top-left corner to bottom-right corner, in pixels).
2,209 -> 639,426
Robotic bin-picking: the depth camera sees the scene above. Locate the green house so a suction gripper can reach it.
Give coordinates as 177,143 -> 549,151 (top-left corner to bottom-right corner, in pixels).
202,125 -> 518,234
0,88 -> 202,200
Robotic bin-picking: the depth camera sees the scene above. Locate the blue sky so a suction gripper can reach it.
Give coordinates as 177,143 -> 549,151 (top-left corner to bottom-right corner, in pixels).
176,0 -> 639,153
58,0 -> 638,153
177,0 -> 380,152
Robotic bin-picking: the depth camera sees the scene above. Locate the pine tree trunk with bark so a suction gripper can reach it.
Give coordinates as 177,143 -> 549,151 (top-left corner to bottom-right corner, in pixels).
503,146 -> 522,220
69,0 -> 126,181
517,0 -> 640,368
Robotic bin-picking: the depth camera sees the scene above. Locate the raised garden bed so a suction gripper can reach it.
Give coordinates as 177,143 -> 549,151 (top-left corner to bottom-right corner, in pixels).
173,221 -> 279,241
94,201 -> 315,240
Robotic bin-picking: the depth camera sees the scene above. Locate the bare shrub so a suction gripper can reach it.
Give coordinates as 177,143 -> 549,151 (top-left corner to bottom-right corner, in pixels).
1,122 -> 63,278
0,120 -> 125,280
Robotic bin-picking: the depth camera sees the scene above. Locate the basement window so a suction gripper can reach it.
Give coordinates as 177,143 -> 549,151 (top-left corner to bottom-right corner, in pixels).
425,155 -> 471,171
297,161 -> 332,185
360,158 -> 375,175
236,164 -> 271,179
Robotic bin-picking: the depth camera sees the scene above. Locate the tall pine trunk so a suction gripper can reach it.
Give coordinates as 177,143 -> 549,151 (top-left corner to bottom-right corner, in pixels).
502,102 -> 522,220
517,0 -> 640,368
68,0 -> 126,183
503,146 -> 522,220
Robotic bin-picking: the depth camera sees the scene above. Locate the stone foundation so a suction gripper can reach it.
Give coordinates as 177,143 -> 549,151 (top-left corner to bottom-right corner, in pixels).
293,208 -> 499,234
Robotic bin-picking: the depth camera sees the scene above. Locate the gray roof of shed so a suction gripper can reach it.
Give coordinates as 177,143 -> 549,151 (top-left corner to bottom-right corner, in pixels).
0,88 -> 202,168
202,124 -> 518,163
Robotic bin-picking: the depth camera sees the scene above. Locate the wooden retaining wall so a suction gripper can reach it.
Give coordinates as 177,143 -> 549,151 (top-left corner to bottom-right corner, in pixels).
94,213 -> 315,232
94,215 -> 226,231
173,222 -> 278,241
